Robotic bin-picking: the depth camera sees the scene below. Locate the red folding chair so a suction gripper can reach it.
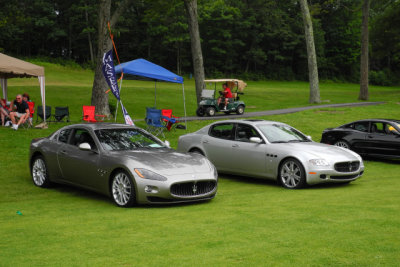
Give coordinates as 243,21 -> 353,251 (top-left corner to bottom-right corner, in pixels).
161,109 -> 181,131
82,105 -> 106,122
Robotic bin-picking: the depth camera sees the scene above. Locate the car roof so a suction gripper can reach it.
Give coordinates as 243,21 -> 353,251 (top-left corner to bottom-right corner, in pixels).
345,119 -> 400,124
210,119 -> 286,126
62,123 -> 138,131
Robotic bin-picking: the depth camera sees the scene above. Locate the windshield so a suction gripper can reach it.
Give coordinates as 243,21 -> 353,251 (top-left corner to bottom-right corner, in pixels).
257,124 -> 310,143
95,129 -> 165,151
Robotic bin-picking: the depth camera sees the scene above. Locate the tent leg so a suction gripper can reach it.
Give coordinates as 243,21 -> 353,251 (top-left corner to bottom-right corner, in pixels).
182,84 -> 187,131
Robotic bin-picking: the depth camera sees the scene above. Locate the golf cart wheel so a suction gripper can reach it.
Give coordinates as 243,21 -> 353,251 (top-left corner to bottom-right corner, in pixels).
236,105 -> 245,115
196,107 -> 205,117
206,107 -> 216,117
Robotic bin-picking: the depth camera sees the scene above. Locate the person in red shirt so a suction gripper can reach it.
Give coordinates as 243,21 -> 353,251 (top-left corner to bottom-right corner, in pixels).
0,98 -> 11,126
217,83 -> 233,110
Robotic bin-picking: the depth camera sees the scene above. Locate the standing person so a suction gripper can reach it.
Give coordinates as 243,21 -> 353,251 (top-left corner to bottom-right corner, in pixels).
0,99 -> 11,126
9,94 -> 30,130
217,83 -> 233,110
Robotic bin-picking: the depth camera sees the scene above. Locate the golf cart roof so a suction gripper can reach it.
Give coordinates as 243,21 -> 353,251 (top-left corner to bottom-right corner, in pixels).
204,79 -> 242,83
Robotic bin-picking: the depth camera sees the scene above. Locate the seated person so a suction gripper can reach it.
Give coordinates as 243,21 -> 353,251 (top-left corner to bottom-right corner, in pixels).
0,98 -> 11,126
217,83 -> 233,110
22,92 -> 32,102
9,94 -> 30,130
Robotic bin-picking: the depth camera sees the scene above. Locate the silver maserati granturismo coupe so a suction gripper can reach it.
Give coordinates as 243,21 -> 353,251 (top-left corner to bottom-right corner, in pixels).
177,120 -> 364,189
30,124 -> 218,207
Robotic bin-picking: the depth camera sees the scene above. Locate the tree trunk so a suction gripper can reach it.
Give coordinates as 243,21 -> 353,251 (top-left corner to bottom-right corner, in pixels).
359,0 -> 370,100
85,4 -> 94,64
91,0 -> 130,117
184,0 -> 205,105
299,0 -> 320,104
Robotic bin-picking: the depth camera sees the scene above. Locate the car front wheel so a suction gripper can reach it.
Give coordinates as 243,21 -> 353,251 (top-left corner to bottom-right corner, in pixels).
279,158 -> 306,189
236,105 -> 245,115
31,155 -> 52,188
111,171 -> 136,207
334,140 -> 350,149
206,107 -> 216,116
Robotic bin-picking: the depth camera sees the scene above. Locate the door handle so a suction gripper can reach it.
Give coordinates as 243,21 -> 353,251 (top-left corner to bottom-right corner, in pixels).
202,140 -> 209,144
368,135 -> 374,138
232,144 -> 239,148
60,150 -> 67,154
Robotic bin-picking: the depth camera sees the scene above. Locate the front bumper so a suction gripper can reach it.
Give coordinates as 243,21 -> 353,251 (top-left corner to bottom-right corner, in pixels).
306,166 -> 365,185
134,172 -> 218,204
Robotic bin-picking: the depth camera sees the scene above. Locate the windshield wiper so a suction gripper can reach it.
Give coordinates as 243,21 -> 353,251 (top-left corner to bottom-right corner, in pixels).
288,139 -> 310,143
271,141 -> 288,143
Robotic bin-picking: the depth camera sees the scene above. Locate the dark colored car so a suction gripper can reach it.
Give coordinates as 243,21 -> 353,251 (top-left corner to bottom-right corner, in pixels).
321,119 -> 400,158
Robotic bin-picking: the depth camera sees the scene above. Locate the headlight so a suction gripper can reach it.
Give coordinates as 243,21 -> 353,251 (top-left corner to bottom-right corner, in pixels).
309,159 -> 330,166
134,169 -> 167,181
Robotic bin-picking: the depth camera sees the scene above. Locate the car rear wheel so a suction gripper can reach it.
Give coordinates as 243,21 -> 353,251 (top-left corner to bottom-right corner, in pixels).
279,158 -> 306,189
334,140 -> 350,149
189,148 -> 204,156
196,107 -> 205,117
111,171 -> 136,207
236,105 -> 245,115
206,107 -> 216,116
31,155 -> 52,188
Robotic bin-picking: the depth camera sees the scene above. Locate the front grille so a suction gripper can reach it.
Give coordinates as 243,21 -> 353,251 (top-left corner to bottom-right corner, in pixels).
334,161 -> 360,173
330,174 -> 359,180
171,180 -> 216,197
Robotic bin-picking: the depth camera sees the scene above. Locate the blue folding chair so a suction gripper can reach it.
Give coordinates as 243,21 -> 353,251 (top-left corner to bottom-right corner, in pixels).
145,107 -> 167,138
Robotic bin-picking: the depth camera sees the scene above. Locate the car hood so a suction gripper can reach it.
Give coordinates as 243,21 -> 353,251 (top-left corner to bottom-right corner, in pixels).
110,149 -> 212,175
279,142 -> 361,161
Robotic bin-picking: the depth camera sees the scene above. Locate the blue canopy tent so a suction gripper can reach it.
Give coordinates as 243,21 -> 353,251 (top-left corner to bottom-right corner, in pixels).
114,58 -> 186,127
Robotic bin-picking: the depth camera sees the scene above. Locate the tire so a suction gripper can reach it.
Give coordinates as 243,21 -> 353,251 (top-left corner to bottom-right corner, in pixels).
196,107 -> 205,117
111,170 -> 136,207
206,107 -> 216,117
236,105 -> 245,115
279,158 -> 306,189
334,140 -> 350,149
31,155 -> 52,188
189,148 -> 204,156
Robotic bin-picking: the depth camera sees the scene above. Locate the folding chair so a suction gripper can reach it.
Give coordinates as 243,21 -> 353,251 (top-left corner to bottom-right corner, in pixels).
54,106 -> 70,122
161,109 -> 183,131
145,107 -> 167,138
36,105 -> 51,122
82,105 -> 106,122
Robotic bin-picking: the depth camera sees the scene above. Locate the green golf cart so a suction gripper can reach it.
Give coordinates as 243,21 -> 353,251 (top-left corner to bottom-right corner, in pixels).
196,79 -> 247,117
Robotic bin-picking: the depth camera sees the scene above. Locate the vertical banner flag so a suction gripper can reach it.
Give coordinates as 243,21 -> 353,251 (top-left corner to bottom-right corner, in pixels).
102,50 -> 134,125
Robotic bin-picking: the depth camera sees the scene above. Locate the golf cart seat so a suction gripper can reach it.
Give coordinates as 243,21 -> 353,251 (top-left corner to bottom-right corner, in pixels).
201,90 -> 214,99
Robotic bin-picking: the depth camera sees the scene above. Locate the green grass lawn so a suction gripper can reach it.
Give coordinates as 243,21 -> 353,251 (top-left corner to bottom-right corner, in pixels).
1,62 -> 400,266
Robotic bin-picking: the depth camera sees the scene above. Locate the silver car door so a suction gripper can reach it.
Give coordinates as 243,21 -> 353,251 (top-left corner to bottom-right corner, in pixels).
202,123 -> 235,171
57,129 -> 101,189
231,123 -> 267,176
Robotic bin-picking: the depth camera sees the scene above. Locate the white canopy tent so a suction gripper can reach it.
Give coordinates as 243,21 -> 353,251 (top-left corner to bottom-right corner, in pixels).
0,53 -> 46,121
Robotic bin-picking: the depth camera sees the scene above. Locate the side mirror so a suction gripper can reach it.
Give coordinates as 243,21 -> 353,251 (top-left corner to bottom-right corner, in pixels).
307,135 -> 312,140
164,140 -> 171,148
78,142 -> 91,151
250,137 -> 262,144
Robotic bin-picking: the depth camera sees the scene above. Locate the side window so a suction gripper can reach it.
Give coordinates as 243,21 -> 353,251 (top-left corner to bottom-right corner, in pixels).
370,122 -> 385,134
58,129 -> 72,143
72,129 -> 97,150
386,124 -> 400,135
235,124 -> 261,142
209,123 -> 234,140
353,122 -> 369,132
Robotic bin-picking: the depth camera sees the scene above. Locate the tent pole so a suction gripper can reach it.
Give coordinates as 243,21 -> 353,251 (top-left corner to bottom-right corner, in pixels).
38,76 -> 46,123
182,83 -> 187,130
1,78 -> 7,101
154,81 -> 157,108
115,76 -> 124,122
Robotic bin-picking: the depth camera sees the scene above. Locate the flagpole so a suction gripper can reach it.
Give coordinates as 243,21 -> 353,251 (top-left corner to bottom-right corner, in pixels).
115,75 -> 123,122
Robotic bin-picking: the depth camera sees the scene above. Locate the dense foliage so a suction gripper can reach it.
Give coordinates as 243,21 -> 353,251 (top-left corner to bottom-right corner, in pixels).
0,0 -> 398,84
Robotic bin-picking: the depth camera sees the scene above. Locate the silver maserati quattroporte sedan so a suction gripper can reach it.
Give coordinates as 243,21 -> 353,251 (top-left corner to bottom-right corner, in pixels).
177,120 -> 364,189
